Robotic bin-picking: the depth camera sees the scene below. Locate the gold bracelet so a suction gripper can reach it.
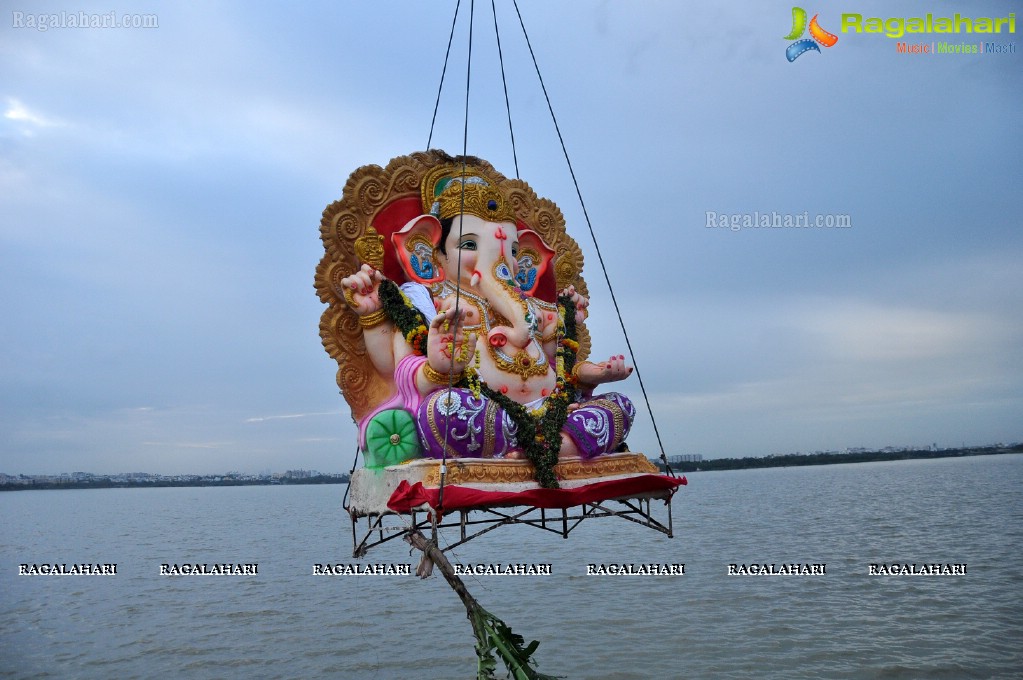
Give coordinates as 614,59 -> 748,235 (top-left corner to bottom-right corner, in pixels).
571,361 -> 598,386
422,362 -> 464,385
358,308 -> 389,328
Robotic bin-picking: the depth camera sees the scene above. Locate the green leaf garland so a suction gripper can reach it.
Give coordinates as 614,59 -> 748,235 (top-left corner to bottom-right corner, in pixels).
379,280 -> 429,355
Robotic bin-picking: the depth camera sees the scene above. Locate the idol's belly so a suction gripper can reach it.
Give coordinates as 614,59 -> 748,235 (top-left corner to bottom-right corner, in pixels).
476,353 -> 556,404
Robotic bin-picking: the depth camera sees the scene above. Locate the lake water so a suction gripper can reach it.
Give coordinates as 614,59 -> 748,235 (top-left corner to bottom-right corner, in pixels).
2,454 -> 1021,679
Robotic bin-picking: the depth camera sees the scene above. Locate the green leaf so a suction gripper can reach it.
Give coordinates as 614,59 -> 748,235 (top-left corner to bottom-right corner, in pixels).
468,606 -> 562,680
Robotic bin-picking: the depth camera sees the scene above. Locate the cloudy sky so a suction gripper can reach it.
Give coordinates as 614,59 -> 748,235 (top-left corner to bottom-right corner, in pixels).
2,1 -> 1020,475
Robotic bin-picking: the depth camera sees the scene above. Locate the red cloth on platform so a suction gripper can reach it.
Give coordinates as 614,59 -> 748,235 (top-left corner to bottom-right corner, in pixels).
387,474 -> 687,514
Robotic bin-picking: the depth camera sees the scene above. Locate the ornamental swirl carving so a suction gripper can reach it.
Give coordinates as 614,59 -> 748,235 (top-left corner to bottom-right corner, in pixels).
576,323 -> 592,363
337,362 -> 371,415
355,177 -> 387,214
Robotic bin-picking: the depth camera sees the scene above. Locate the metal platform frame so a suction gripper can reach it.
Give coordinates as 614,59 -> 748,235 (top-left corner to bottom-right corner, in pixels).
348,494 -> 675,558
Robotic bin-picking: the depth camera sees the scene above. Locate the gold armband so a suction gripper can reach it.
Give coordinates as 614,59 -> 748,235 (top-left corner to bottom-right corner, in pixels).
422,362 -> 464,385
358,309 -> 390,328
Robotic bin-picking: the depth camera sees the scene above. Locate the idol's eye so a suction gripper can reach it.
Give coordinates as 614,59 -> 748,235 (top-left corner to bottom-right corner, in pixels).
511,243 -> 519,258
458,238 -> 477,251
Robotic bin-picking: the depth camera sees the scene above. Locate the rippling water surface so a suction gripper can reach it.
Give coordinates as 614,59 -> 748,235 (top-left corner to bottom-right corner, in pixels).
2,454 -> 1021,679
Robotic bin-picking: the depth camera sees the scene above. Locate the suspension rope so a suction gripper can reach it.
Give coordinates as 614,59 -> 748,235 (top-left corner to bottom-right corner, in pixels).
491,0 -> 519,178
438,0 -> 476,512
341,441 -> 361,512
427,0 -> 462,150
511,0 -> 673,473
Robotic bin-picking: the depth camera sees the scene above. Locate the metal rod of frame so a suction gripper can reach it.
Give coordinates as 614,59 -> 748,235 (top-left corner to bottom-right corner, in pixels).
349,493 -> 677,556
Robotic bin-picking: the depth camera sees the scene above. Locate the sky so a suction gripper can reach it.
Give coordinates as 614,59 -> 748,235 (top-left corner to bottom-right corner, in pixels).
1,1 -> 1020,475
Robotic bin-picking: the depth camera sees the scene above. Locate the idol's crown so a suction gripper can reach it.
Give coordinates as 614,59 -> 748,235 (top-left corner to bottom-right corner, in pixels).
423,166 -> 516,223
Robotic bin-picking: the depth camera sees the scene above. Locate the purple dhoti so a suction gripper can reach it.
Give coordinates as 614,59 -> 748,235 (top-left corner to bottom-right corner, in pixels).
415,389 -> 634,460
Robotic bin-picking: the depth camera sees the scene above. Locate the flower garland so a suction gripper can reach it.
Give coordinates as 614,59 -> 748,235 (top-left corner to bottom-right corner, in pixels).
473,294 -> 578,489
378,280 -> 429,355
377,279 -> 578,489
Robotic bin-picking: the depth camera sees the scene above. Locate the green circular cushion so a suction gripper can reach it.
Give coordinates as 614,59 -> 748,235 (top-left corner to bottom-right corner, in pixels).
364,409 -> 422,468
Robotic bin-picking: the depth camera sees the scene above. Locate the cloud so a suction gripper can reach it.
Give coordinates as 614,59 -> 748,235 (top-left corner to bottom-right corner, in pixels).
142,441 -> 229,450
245,412 -> 338,423
608,263 -> 1022,458
3,97 -> 64,135
788,298 -> 1013,362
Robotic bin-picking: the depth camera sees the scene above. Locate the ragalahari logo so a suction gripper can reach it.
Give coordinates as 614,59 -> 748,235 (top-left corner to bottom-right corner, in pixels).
784,7 -> 839,61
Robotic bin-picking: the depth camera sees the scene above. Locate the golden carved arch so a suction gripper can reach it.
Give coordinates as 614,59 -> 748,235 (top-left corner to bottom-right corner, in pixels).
315,149 -> 591,422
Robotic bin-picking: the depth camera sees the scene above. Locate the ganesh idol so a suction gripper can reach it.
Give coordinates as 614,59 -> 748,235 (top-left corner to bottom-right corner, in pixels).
316,151 -> 637,488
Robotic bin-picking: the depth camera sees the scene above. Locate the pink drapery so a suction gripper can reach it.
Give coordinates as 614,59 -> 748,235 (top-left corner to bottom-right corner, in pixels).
387,474 -> 687,514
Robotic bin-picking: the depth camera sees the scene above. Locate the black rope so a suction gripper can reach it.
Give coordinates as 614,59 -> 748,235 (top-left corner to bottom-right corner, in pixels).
511,0 -> 673,474
427,0 -> 462,151
491,0 -> 519,178
341,442 -> 361,512
461,0 -> 474,165
438,0 -> 476,512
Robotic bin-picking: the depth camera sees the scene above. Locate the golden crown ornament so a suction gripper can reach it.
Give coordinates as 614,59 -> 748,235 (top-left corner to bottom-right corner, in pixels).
421,165 -> 517,223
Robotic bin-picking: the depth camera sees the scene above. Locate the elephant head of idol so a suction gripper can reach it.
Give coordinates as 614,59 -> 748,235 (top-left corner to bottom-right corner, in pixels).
392,170 -> 555,354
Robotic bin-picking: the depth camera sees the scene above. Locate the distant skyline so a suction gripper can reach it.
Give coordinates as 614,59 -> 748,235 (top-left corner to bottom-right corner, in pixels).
3,466 -> 343,476
4,442 -> 1019,478
2,1 -> 1020,475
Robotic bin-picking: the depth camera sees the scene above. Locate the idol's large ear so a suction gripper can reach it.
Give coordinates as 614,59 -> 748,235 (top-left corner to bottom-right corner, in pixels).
392,215 -> 446,285
515,229 -> 556,297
